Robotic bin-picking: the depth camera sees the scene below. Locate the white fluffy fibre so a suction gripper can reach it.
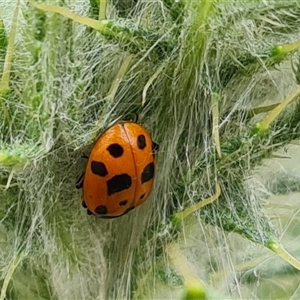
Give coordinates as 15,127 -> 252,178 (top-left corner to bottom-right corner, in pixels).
1,1 -> 300,299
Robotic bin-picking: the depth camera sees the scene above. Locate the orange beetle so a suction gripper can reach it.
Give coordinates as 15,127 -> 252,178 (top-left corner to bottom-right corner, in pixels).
76,121 -> 159,218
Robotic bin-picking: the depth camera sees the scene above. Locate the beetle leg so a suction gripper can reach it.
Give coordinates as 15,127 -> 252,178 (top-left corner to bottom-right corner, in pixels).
152,141 -> 159,159
76,173 -> 84,189
153,141 -> 159,152
134,113 -> 139,123
81,154 -> 89,159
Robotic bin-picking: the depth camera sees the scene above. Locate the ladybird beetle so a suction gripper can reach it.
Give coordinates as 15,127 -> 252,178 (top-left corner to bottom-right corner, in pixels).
76,121 -> 159,218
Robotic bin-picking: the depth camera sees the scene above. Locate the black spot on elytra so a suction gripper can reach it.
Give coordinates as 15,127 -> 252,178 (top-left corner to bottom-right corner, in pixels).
139,193 -> 145,200
82,201 -> 87,208
107,143 -> 124,158
119,200 -> 128,206
91,161 -> 108,177
152,142 -> 159,158
137,134 -> 146,149
107,174 -> 132,195
141,162 -> 155,183
95,205 -> 108,215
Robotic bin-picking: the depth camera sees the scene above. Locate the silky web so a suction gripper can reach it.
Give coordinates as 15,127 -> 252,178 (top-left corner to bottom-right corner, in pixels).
1,1 -> 300,299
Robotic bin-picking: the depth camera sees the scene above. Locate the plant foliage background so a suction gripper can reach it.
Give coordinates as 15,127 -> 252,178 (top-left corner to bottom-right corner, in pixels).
1,0 -> 300,299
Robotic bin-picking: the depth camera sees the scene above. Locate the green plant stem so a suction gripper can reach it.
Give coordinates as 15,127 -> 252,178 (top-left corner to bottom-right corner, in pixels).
142,64 -> 165,107
30,2 -> 102,31
255,84 -> 300,132
173,182 -> 221,222
0,252 -> 23,300
99,0 -> 106,21
29,2 -> 174,58
166,243 -> 209,300
268,240 -> 300,271
0,1 -> 19,95
272,38 -> 300,56
212,92 -> 221,158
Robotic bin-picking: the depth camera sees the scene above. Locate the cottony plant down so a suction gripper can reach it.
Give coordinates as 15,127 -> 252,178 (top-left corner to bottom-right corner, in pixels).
1,1 -> 300,299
